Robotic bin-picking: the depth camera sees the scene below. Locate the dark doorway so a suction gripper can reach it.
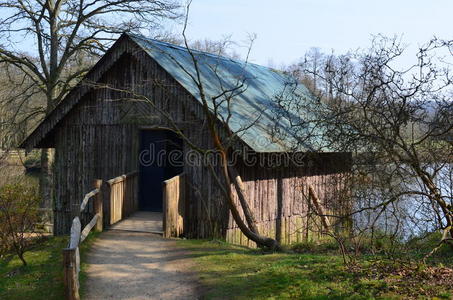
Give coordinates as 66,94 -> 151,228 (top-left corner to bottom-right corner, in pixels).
138,130 -> 183,211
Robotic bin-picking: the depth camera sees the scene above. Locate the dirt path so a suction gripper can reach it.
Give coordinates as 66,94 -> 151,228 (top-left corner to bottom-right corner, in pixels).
84,230 -> 201,300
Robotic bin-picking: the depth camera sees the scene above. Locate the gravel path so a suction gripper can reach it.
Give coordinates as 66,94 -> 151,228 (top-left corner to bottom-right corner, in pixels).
84,230 -> 201,300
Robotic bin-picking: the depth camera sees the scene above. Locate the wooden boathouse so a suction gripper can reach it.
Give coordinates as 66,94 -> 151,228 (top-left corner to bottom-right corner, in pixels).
20,33 -> 351,246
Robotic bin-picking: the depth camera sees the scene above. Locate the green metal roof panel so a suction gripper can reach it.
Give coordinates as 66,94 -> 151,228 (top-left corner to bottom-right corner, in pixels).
129,34 -> 332,152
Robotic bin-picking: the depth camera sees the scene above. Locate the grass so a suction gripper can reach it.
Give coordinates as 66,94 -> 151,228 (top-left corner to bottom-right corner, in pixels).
1,230 -> 450,299
0,236 -> 67,300
0,232 -> 98,300
177,239 -> 453,300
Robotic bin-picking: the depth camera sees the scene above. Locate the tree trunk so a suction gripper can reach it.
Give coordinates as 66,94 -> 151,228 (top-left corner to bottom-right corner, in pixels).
18,251 -> 27,266
188,48 -> 280,250
39,2 -> 59,226
39,148 -> 53,225
219,153 -> 280,250
228,166 -> 260,234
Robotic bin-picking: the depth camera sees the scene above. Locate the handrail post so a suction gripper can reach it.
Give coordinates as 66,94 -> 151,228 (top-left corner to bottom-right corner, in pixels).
62,178 -> 106,300
63,248 -> 80,300
162,180 -> 169,238
93,179 -> 103,232
162,173 -> 185,238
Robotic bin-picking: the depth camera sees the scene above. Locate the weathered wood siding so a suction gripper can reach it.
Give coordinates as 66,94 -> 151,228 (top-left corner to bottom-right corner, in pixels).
226,153 -> 351,247
52,37 -> 226,235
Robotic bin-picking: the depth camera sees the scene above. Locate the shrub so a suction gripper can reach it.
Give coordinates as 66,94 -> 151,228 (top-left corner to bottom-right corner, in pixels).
291,238 -> 339,254
0,180 -> 41,265
406,231 -> 453,260
346,233 -> 401,256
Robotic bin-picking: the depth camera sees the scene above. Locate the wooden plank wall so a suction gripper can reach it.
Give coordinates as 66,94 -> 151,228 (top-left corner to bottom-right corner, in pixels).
52,38 -> 226,235
226,153 -> 352,247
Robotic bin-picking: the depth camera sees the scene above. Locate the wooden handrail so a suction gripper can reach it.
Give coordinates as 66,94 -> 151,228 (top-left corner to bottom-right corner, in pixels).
163,172 -> 184,184
80,214 -> 100,243
79,188 -> 99,212
163,173 -> 185,238
63,179 -> 103,300
108,171 -> 138,224
64,173 -> 138,299
107,171 -> 138,185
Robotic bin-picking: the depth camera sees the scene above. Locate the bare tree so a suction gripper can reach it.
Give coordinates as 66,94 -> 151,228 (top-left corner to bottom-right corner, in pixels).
0,63 -> 44,152
189,38 -> 242,60
281,36 -> 453,257
169,2 -> 280,249
0,0 -> 181,215
94,1 -> 280,250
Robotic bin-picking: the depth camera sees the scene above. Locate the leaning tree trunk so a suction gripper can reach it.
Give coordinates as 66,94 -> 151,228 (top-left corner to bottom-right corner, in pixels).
202,108 -> 280,250
187,49 -> 280,250
228,166 -> 260,234
218,151 -> 280,250
412,164 -> 453,250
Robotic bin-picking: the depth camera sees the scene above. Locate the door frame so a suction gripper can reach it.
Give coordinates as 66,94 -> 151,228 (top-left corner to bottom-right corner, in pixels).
137,126 -> 184,211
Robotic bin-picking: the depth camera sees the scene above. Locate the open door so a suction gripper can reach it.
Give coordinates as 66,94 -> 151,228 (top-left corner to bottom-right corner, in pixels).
138,129 -> 183,212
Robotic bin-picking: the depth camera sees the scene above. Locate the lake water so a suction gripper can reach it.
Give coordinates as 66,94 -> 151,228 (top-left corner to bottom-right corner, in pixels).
352,163 -> 452,240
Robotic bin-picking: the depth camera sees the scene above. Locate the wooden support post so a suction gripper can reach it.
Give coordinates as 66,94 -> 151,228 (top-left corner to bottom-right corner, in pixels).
163,174 -> 185,238
276,177 -> 283,244
93,179 -> 103,232
178,175 -> 185,237
101,181 -> 111,228
63,248 -> 80,300
163,180 -> 170,238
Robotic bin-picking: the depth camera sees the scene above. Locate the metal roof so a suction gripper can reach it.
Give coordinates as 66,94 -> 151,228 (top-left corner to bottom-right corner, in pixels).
129,34 -> 331,152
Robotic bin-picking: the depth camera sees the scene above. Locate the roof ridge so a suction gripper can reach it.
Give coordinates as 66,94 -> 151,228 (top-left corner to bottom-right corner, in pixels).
126,33 -> 281,73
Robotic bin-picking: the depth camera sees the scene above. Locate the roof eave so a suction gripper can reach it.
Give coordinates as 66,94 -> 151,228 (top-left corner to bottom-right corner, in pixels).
18,33 -> 133,150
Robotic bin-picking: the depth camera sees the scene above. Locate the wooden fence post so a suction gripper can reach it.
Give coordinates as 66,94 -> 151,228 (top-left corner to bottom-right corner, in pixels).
276,177 -> 283,244
63,248 -> 80,300
93,179 -> 103,232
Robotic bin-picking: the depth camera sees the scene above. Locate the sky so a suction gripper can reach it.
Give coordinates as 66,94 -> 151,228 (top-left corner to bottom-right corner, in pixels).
1,0 -> 451,69
174,0 -> 453,67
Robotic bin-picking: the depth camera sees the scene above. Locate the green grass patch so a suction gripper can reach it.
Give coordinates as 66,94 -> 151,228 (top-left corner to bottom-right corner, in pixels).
0,236 -> 67,300
177,239 -> 453,300
0,232 -> 98,300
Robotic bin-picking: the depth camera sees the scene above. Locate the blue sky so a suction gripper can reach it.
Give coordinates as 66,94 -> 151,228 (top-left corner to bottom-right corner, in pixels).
178,0 -> 453,67
1,1 -> 451,68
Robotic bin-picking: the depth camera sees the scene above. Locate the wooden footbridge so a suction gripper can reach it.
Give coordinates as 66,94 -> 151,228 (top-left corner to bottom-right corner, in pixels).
62,172 -> 185,300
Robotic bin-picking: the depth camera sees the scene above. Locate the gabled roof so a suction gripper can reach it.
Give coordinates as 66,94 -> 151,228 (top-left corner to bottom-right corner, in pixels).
129,34 -> 331,152
21,33 -> 331,152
